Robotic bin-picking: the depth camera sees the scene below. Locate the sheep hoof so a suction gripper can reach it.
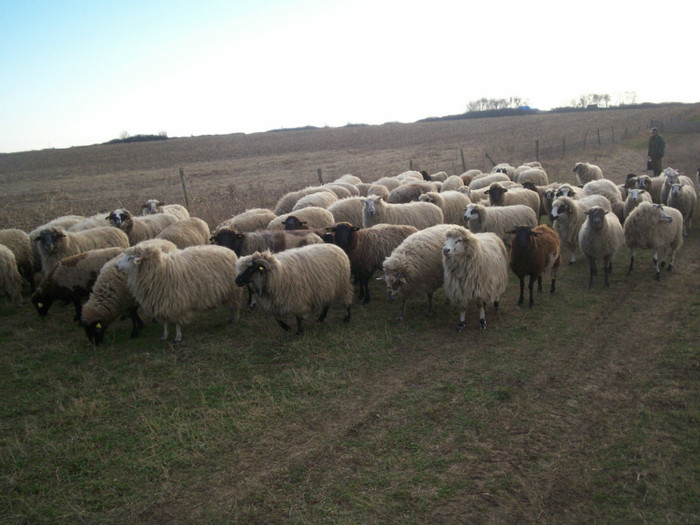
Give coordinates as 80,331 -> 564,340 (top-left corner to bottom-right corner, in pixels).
479,319 -> 486,330
457,321 -> 466,332
659,261 -> 666,269
655,271 -> 661,281
667,264 -> 673,272
517,297 -> 524,307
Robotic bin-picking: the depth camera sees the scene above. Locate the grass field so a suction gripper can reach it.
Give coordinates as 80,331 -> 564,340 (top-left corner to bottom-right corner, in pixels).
1,104 -> 699,523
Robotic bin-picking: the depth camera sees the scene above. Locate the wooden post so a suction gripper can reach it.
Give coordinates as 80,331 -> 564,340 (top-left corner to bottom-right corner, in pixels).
409,159 -> 413,171
317,168 -> 323,184
484,152 -> 497,167
178,168 -> 189,209
535,139 -> 540,162
460,148 -> 466,171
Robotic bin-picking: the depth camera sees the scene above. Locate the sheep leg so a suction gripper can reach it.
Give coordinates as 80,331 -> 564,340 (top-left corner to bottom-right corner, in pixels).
426,292 -> 434,316
568,252 -> 576,265
479,302 -> 487,330
317,305 -> 330,323
550,268 -> 557,294
528,275 -> 535,308
627,249 -> 636,276
129,307 -> 144,338
457,311 -> 466,332
174,324 -> 183,343
667,250 -> 676,272
396,299 -> 406,322
276,318 -> 291,332
295,316 -> 304,336
161,322 -> 169,341
517,277 -> 525,306
361,277 -> 370,304
588,257 -> 597,289
343,306 -> 351,323
604,261 -> 612,288
537,275 -> 543,293
72,299 -> 83,322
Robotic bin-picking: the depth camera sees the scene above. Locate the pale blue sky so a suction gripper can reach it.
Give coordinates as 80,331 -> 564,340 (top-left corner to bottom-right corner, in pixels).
1,0 -> 696,153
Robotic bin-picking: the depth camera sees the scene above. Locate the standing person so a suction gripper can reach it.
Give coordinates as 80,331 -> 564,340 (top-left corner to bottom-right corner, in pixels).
647,127 -> 665,177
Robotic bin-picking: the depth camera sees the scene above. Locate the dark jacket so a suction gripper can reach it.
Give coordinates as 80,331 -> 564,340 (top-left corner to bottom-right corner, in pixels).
648,135 -> 665,159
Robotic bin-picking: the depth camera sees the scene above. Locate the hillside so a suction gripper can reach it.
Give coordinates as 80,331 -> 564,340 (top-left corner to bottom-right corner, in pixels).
1,104 -> 699,524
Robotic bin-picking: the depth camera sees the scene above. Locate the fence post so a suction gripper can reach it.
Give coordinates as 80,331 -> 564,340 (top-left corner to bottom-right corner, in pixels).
535,139 -> 539,162
317,168 -> 323,184
409,159 -> 413,171
460,148 -> 466,171
179,168 -> 190,209
485,152 -> 497,167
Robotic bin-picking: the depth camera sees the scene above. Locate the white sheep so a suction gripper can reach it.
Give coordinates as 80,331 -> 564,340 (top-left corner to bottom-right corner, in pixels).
394,170 -> 424,182
623,189 -> 653,221
31,246 -> 125,320
116,243 -> 242,342
322,184 -> 354,200
214,208 -> 277,233
573,162 -> 603,185
666,183 -> 696,237
660,167 -> 695,205
327,197 -> 366,228
67,213 -> 112,232
81,239 -> 178,345
332,174 -> 363,186
418,191 -> 471,225
485,183 -> 541,217
386,181 -> 439,204
155,217 -> 211,248
0,244 -> 23,306
266,207 -> 336,231
582,178 -> 625,221
273,186 -> 327,215
372,177 -> 401,191
0,228 -> 34,291
550,195 -> 612,264
141,199 -> 190,220
468,173 -> 511,191
367,184 -> 391,199
35,226 -> 130,276
292,189 -> 339,210
362,195 -> 444,230
577,207 -> 625,288
380,224 -> 454,321
463,203 -> 538,241
107,208 -> 179,245
513,167 -> 549,187
440,175 -> 465,192
442,226 -> 509,330
29,215 -> 86,276
624,202 -> 683,280
234,243 -> 353,335
491,163 -> 516,178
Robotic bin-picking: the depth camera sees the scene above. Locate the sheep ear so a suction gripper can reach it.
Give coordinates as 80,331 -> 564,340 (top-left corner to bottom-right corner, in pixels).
505,228 -> 515,234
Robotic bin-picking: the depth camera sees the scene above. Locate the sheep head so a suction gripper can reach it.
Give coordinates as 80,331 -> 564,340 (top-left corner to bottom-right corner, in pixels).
443,227 -> 474,258
485,183 -> 507,204
328,222 -> 358,252
585,206 -> 609,230
235,254 -> 271,293
282,216 -> 307,230
115,245 -> 155,274
107,209 -> 132,228
362,196 -> 383,217
36,227 -> 65,253
506,225 -> 539,251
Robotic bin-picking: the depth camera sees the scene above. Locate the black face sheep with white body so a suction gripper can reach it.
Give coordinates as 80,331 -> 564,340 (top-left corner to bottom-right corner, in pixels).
577,207 -> 624,289
624,203 -> 683,281
324,222 -> 418,304
507,225 -> 562,307
484,183 -> 541,217
116,243 -> 242,343
32,246 -> 125,320
442,226 -> 509,330
35,226 -> 130,277
81,239 -> 178,346
210,227 -> 323,257
234,244 -> 353,335
107,208 -> 180,245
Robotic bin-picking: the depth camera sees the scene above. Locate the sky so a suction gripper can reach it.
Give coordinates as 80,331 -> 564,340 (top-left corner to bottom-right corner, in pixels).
1,0 -> 697,153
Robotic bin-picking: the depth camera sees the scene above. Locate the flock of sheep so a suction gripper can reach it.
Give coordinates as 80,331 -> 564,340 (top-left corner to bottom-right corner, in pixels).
0,163 -> 696,343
